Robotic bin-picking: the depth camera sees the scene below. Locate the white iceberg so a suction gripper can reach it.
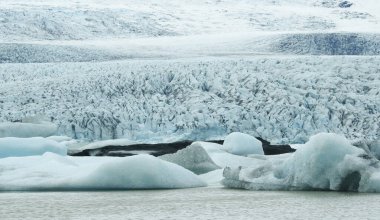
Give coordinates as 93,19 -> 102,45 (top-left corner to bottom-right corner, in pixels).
222,133 -> 380,192
222,132 -> 264,156
0,154 -> 206,190
197,141 -> 288,186
159,144 -> 220,174
0,137 -> 67,158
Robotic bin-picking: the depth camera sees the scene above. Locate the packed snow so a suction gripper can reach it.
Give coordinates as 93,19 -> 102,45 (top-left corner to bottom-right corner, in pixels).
221,132 -> 264,156
0,137 -> 67,158
0,154 -> 206,190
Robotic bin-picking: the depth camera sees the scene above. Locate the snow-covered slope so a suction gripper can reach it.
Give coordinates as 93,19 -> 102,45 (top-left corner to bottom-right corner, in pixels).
1,0 -> 380,41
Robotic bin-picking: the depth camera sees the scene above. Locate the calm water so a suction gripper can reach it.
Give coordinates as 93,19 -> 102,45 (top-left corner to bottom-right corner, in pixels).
1,187 -> 380,220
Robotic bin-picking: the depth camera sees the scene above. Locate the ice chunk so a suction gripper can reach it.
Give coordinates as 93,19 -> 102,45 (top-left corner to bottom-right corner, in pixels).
0,122 -> 57,138
222,133 -> 380,192
0,137 -> 67,158
81,155 -> 206,189
0,154 -> 206,190
281,133 -> 366,190
196,141 -> 262,168
159,144 -> 220,174
222,132 -> 264,156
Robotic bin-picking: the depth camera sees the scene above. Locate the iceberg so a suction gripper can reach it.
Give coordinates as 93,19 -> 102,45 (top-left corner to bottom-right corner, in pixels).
159,144 -> 220,174
222,132 -> 264,156
222,133 -> 380,192
0,154 -> 206,190
0,137 -> 67,158
192,141 -> 288,186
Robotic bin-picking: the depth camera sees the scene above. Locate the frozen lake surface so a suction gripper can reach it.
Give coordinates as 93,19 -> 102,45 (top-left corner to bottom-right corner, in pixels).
1,187 -> 380,220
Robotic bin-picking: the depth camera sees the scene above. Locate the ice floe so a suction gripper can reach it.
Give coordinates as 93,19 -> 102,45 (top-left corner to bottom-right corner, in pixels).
0,154 -> 206,190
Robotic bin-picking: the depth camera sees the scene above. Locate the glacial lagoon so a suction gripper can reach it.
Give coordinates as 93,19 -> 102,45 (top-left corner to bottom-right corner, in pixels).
1,188 -> 380,220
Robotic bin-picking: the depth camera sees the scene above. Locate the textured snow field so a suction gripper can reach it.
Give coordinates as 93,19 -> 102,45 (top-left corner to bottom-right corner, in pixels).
1,188 -> 380,220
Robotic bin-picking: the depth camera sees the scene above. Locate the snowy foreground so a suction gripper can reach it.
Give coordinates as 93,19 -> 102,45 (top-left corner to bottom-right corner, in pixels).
1,132 -> 380,192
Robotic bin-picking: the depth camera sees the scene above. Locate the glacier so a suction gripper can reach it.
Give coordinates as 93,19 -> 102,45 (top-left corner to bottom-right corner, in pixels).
0,56 -> 378,143
0,0 -> 379,144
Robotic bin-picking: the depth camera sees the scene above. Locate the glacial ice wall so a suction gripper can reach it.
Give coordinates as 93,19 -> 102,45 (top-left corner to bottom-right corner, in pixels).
0,57 -> 378,143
